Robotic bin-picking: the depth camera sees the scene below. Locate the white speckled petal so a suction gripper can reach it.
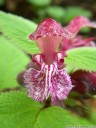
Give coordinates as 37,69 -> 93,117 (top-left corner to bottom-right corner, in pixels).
24,68 -> 46,101
24,63 -> 73,104
51,68 -> 73,104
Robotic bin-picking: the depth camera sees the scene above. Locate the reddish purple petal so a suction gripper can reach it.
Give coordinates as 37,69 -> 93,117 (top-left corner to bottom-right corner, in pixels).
54,51 -> 66,69
61,36 -> 96,51
24,68 -> 46,101
66,16 -> 96,36
72,37 -> 96,47
70,70 -> 96,95
61,38 -> 74,51
24,63 -> 73,104
29,18 -> 73,64
35,36 -> 62,64
51,67 -> 73,104
29,18 -> 72,40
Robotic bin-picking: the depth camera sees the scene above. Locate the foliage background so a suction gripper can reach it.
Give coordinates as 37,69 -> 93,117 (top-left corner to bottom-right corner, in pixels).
0,0 -> 96,127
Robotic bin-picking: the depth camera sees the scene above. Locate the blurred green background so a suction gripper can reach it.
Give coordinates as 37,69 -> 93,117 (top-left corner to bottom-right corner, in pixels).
0,0 -> 95,24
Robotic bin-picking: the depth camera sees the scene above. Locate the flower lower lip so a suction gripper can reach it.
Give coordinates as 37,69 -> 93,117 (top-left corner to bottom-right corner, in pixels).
24,61 -> 73,105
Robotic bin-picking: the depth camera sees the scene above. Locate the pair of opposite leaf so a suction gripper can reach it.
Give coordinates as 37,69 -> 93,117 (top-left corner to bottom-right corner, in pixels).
18,16 -> 96,106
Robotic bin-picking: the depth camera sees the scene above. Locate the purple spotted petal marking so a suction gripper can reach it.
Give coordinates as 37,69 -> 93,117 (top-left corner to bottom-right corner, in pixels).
24,63 -> 73,104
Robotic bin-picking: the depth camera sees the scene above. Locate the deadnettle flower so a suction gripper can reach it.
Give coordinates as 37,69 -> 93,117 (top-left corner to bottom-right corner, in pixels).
61,16 -> 96,51
61,35 -> 96,51
60,16 -> 96,96
24,18 -> 73,105
70,70 -> 96,95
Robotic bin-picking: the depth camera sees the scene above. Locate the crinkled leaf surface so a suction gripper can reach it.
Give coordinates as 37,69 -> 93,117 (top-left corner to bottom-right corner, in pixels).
0,91 -> 94,128
0,36 -> 29,89
0,11 -> 40,54
65,47 -> 96,73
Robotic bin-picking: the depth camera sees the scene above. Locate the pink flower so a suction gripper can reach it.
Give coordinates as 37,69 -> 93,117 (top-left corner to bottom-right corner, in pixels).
24,18 -> 73,105
61,16 -> 96,51
61,36 -> 96,51
60,16 -> 96,96
70,70 -> 96,95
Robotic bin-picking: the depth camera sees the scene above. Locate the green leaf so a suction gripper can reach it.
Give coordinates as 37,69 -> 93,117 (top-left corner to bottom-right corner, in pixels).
64,6 -> 92,24
0,36 -> 29,89
65,47 -> 96,73
0,11 -> 40,54
27,0 -> 52,7
0,91 -> 42,128
35,107 -> 93,127
0,91 -> 93,128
